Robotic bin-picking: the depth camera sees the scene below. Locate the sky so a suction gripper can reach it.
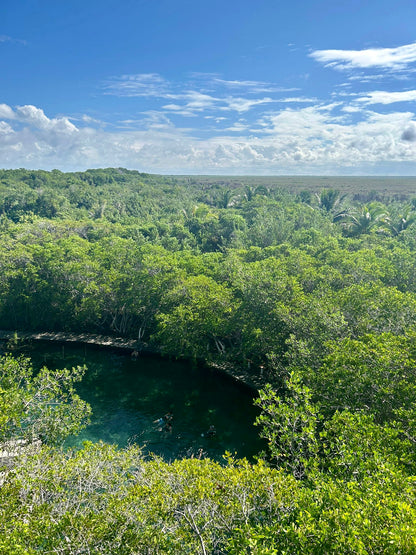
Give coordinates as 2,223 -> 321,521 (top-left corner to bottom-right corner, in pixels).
1,0 -> 416,175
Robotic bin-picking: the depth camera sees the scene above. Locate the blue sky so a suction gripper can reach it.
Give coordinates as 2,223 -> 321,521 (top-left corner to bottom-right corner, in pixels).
1,0 -> 416,174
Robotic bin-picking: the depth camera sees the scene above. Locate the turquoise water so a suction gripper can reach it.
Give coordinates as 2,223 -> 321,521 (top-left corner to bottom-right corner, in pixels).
24,342 -> 264,462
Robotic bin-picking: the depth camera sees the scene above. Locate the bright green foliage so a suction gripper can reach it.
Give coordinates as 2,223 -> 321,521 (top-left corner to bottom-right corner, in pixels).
290,472 -> 416,554
1,441 -> 416,554
315,188 -> 346,217
0,354 -> 91,445
2,170 -> 416,552
155,274 -> 236,359
337,282 -> 416,336
381,204 -> 416,236
320,410 -> 415,479
339,202 -> 387,236
0,443 -> 299,554
254,373 -> 320,478
304,333 -> 416,424
0,169 -> 416,375
232,257 -> 305,362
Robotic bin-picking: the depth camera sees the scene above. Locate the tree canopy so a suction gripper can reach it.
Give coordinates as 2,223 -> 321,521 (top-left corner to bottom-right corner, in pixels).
1,169 -> 416,553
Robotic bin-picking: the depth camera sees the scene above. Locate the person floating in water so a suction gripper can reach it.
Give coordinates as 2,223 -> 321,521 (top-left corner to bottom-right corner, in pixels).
154,411 -> 173,431
202,425 -> 216,438
164,411 -> 173,423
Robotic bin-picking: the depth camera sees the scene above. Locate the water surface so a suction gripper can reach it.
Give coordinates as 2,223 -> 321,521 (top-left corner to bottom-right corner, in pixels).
25,342 -> 263,462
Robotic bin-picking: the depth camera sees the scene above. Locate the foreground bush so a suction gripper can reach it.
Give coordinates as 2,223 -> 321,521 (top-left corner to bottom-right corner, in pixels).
1,442 -> 416,554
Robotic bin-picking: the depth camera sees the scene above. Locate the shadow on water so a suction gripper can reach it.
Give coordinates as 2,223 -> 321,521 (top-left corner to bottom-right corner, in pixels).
22,342 -> 265,462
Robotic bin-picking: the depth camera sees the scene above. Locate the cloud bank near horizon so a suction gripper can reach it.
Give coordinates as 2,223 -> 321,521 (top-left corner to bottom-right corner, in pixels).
1,99 -> 416,174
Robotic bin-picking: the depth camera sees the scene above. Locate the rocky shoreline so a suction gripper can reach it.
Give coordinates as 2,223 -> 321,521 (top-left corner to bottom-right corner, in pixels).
0,330 -> 262,391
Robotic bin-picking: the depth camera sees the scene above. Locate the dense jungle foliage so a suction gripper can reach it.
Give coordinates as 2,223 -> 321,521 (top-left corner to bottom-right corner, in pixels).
1,168 -> 416,553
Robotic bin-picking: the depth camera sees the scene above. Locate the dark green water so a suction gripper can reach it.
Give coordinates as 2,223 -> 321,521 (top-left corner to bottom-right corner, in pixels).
23,342 -> 264,462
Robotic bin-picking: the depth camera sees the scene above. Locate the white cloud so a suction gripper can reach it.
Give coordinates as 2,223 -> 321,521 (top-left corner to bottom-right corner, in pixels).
210,77 -> 298,94
162,91 -> 279,116
255,105 -> 337,137
0,35 -> 27,45
357,89 -> 416,105
278,97 -> 317,103
346,72 -> 413,83
16,105 -> 54,129
224,121 -> 249,132
222,96 -> 275,112
16,105 -> 78,134
341,105 -> 362,113
310,42 -> 416,71
0,121 -> 14,135
1,103 -> 416,174
104,73 -> 304,117
180,91 -> 218,111
187,73 -> 299,94
162,91 -> 219,116
0,104 -> 15,119
104,73 -> 169,97
81,114 -> 105,125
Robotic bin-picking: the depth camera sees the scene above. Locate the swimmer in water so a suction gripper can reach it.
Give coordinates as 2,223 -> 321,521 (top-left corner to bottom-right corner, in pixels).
164,411 -> 173,423
154,411 -> 174,431
202,425 -> 216,438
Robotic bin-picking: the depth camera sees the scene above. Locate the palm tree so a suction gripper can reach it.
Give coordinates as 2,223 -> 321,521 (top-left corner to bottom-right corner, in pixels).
381,206 -> 416,236
254,185 -> 270,197
244,185 -> 255,202
216,189 -> 236,209
338,203 -> 387,237
315,188 -> 345,212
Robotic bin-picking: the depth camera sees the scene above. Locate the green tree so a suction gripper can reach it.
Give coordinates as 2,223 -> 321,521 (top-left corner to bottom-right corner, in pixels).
304,333 -> 416,423
315,188 -> 346,216
0,354 -> 91,445
338,203 -> 387,236
382,205 -> 416,236
337,282 -> 416,336
154,274 -> 236,359
255,373 -> 320,479
320,410 -> 415,479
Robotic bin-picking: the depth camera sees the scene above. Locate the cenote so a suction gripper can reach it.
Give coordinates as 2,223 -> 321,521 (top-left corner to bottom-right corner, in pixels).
20,341 -> 264,462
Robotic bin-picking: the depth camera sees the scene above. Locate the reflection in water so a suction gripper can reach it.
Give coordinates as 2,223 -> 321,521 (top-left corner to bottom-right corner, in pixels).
24,342 -> 264,462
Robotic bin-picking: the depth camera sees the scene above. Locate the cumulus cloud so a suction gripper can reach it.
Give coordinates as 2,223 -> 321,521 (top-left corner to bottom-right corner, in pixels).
1,102 -> 416,174
402,124 -> 416,142
15,105 -> 78,134
0,104 -> 82,169
0,104 -> 15,119
0,121 -> 14,135
310,41 -> 416,71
